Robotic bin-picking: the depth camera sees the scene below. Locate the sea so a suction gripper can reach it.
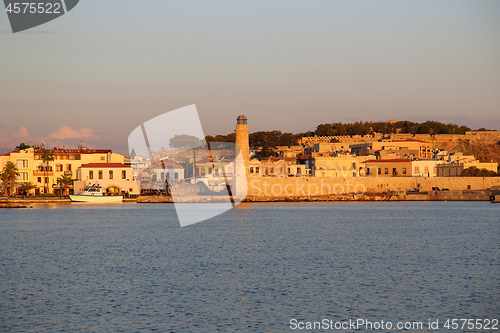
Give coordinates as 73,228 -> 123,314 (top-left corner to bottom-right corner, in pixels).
0,202 -> 498,332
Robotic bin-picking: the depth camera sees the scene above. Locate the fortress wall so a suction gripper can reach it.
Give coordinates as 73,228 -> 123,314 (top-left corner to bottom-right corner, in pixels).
246,176 -> 500,198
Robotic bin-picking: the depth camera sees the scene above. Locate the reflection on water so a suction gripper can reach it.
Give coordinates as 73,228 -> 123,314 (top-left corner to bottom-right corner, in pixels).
1,202 -> 498,332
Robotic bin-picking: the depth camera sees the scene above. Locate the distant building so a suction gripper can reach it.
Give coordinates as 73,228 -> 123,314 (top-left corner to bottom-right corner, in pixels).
311,155 -> 363,177
365,159 -> 413,177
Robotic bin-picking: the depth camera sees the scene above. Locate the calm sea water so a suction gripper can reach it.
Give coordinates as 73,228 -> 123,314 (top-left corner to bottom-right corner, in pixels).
0,202 -> 498,332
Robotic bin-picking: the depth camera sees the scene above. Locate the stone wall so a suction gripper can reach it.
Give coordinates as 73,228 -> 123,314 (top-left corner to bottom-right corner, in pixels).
245,176 -> 500,198
300,131 -> 500,147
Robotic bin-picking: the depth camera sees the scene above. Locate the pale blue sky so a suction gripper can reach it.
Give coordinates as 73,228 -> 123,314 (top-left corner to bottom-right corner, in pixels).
1,0 -> 499,154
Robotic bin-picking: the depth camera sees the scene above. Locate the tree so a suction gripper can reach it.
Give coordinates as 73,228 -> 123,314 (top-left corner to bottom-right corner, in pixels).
40,150 -> 54,194
19,182 -> 36,197
2,161 -> 20,196
0,171 -> 8,197
15,143 -> 31,150
169,134 -> 204,149
461,166 -> 498,177
130,148 -> 137,159
254,146 -> 279,159
56,174 -> 74,196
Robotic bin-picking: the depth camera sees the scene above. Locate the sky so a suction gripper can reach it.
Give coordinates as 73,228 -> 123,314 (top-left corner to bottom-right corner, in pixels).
1,0 -> 499,155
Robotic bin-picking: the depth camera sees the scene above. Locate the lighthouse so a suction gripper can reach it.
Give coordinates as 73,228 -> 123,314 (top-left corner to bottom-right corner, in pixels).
234,115 -> 250,173
233,115 -> 250,199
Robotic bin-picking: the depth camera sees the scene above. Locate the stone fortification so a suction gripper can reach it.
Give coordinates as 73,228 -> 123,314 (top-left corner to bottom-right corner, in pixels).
245,176 -> 500,198
300,131 -> 500,148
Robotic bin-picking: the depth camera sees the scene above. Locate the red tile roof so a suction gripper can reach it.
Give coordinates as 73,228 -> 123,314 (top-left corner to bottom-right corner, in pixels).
80,163 -> 130,168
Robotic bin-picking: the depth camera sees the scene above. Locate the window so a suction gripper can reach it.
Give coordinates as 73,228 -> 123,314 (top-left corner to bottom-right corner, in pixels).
175,172 -> 178,179
56,164 -> 63,172
98,170 -> 103,179
215,169 -> 219,177
109,170 -> 113,179
17,159 -> 28,168
66,164 -> 72,171
160,172 -> 164,181
89,171 -> 94,180
256,167 -> 260,173
20,172 -> 29,181
402,167 -> 407,175
45,177 -> 49,184
100,156 -> 105,161
384,168 -> 388,175
166,173 -> 170,179
122,170 -> 126,179
37,177 -> 42,183
415,166 -> 420,172
152,174 -> 157,182
378,167 -> 381,175
424,166 -> 429,172
250,167 -> 254,173
392,168 -> 397,175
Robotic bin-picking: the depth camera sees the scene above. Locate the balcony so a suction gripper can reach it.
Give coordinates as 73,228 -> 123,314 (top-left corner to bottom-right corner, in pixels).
64,170 -> 73,177
33,171 -> 54,176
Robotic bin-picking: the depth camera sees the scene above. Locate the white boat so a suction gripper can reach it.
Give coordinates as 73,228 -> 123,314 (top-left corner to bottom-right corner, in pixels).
69,184 -> 123,203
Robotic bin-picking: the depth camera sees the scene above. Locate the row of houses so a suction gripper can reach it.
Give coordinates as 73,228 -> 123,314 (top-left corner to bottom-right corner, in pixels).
244,142 -> 498,178
0,146 -> 140,196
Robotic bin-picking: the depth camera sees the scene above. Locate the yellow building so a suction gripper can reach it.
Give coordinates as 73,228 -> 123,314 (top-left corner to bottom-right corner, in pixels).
74,163 -> 140,195
0,146 -> 126,195
437,161 -> 498,177
365,159 -> 413,177
372,140 -> 432,159
311,155 -> 363,177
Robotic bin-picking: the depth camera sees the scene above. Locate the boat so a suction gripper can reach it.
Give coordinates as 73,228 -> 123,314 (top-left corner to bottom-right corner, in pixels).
69,184 -> 123,203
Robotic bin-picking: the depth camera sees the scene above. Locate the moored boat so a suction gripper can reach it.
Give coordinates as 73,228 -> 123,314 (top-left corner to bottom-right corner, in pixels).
69,184 -> 123,203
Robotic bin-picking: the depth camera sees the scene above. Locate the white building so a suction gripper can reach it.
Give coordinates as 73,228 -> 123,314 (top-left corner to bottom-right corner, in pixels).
74,163 -> 140,195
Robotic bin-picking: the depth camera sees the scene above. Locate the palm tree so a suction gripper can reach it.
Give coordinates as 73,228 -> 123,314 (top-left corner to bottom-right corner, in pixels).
40,149 -> 54,194
19,182 -> 36,197
0,171 -> 8,197
56,174 -> 74,196
3,161 -> 20,197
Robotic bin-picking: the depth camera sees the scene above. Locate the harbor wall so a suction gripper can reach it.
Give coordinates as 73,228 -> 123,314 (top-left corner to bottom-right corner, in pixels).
245,176 -> 500,198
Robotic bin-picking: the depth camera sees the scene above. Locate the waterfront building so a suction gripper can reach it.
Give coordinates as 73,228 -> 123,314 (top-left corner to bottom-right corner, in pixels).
310,155 -> 363,177
411,160 -> 439,177
365,159 -> 413,177
74,163 -> 140,195
436,160 -> 498,177
0,146 -> 126,195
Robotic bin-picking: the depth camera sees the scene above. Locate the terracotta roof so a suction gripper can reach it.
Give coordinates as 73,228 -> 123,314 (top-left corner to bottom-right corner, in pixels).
365,159 -> 412,163
80,163 -> 130,168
